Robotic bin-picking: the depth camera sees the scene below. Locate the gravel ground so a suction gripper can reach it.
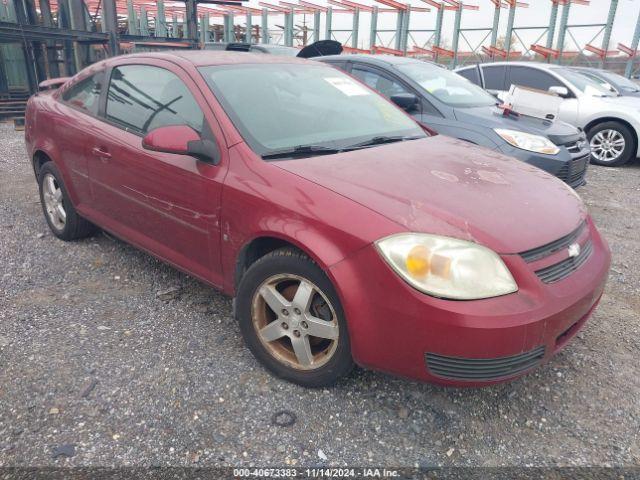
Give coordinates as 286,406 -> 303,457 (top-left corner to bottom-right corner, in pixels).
0,121 -> 639,468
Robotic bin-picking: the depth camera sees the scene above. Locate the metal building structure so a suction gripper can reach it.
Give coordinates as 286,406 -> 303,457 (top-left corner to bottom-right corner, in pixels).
1,0 -> 640,122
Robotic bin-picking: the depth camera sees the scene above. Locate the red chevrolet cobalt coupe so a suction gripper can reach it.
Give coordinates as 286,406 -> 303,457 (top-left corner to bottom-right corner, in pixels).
25,52 -> 610,387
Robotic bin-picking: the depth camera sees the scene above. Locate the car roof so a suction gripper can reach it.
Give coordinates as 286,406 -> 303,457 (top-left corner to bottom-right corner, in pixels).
571,66 -> 625,79
569,66 -> 603,74
255,44 -> 299,51
455,61 -> 559,71
318,54 -> 438,67
107,50 -> 311,67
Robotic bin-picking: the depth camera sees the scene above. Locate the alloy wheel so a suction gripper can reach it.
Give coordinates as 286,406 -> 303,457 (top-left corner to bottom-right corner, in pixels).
251,273 -> 339,371
590,129 -> 625,163
42,173 -> 66,230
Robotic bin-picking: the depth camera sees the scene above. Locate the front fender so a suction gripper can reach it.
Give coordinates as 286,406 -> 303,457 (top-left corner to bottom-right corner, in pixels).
227,227 -> 360,295
219,145 -> 403,296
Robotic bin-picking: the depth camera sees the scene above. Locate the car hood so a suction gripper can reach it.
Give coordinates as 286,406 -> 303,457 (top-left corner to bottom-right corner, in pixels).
598,94 -> 640,108
273,136 -> 586,254
581,95 -> 640,109
453,105 -> 580,143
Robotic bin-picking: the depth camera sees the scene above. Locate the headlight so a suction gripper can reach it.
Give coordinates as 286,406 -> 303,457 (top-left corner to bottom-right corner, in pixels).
494,128 -> 560,155
375,233 -> 518,300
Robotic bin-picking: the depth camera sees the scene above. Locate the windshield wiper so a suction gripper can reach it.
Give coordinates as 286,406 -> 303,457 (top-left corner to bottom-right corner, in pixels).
344,135 -> 422,150
261,135 -> 423,159
261,145 -> 342,160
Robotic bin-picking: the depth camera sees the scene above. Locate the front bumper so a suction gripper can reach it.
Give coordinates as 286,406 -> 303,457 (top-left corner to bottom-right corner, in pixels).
328,217 -> 610,386
498,143 -> 590,189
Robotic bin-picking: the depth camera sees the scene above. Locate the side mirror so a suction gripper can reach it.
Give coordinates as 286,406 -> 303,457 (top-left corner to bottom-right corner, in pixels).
142,125 -> 220,164
390,93 -> 419,113
548,86 -> 570,98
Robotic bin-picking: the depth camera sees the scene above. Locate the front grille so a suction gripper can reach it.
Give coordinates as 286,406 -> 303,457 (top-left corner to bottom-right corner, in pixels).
519,221 -> 586,263
556,163 -> 569,180
426,346 -> 546,381
534,239 -> 593,283
556,154 -> 589,188
567,154 -> 589,187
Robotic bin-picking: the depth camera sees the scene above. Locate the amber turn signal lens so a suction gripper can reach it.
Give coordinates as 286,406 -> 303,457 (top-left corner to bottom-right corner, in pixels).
406,245 -> 431,278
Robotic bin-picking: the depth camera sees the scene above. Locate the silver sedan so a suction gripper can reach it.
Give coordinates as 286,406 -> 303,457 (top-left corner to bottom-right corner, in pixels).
456,61 -> 640,166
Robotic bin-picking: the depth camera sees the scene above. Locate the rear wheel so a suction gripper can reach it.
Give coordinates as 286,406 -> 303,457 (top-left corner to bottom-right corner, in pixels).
236,248 -> 354,387
38,162 -> 95,240
587,121 -> 635,166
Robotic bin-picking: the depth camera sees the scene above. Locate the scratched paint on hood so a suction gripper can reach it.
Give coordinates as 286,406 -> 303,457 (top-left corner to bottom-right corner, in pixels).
273,136 -> 586,254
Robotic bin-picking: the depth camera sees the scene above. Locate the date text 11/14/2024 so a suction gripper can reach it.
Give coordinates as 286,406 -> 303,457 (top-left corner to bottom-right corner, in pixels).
233,468 -> 401,478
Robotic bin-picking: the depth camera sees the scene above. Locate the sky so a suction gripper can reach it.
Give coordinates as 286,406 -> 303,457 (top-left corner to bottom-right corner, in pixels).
247,0 -> 640,54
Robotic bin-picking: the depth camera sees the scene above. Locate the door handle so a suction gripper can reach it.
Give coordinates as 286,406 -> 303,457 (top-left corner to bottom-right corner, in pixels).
91,147 -> 112,159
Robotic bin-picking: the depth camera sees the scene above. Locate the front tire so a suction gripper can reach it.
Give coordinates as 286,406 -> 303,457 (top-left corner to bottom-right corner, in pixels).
38,162 -> 95,241
587,121 -> 635,166
236,248 -> 354,387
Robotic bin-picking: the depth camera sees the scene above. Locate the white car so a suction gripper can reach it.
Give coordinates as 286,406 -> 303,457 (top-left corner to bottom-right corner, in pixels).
456,61 -> 640,166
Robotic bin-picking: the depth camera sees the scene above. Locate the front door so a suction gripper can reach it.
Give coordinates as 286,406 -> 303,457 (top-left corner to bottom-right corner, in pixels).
348,63 -> 456,134
87,60 -> 227,286
507,65 -> 579,124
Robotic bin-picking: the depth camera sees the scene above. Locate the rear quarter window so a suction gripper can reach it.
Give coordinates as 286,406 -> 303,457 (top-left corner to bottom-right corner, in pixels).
61,72 -> 104,115
481,65 -> 507,90
457,67 -> 481,86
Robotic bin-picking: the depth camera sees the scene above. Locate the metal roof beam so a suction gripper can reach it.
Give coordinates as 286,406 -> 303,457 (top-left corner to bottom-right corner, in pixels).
374,0 -> 408,11
298,0 -> 328,12
258,1 -> 291,12
338,0 -> 374,13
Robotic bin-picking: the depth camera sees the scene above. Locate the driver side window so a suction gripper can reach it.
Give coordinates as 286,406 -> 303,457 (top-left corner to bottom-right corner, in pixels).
351,66 -> 410,98
508,66 -> 567,93
105,65 -> 204,135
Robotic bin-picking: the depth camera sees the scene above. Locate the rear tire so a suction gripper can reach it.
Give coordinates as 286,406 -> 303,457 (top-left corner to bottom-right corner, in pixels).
38,162 -> 95,241
587,121 -> 635,167
236,248 -> 354,387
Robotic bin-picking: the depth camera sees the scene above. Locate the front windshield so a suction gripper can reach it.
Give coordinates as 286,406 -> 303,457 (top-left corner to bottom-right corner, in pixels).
573,70 -> 617,92
396,62 -> 497,107
199,63 -> 425,155
553,67 -> 615,97
598,70 -> 640,92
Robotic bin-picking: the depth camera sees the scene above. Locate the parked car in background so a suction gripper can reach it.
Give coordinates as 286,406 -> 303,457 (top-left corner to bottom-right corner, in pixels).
456,61 -> 640,166
26,51 -> 610,388
319,55 -> 589,188
569,66 -> 640,98
205,39 -> 342,58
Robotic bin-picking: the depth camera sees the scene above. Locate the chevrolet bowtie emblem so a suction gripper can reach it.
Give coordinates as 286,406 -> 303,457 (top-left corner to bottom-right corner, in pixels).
568,243 -> 581,258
